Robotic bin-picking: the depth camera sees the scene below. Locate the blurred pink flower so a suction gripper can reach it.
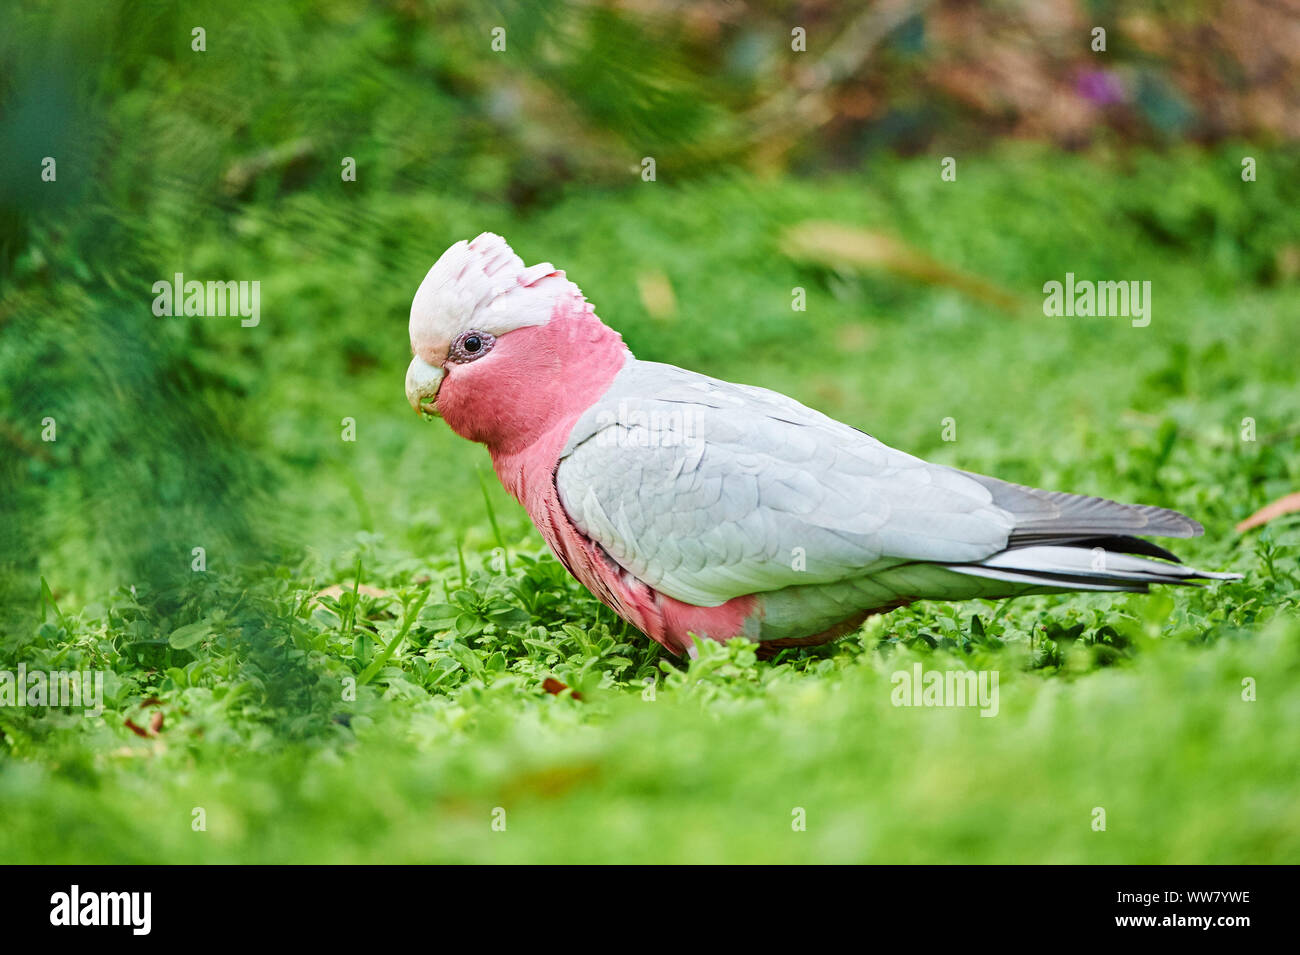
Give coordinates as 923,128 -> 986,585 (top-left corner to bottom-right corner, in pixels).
1076,69 -> 1126,105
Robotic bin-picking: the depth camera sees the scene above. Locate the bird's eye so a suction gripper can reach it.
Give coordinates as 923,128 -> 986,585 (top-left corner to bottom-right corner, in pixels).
448,330 -> 494,363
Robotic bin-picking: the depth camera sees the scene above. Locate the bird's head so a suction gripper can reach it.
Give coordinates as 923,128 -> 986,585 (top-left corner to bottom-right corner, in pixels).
405,233 -> 629,453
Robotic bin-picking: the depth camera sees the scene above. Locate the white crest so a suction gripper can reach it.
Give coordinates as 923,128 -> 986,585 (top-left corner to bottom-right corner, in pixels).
409,232 -> 576,348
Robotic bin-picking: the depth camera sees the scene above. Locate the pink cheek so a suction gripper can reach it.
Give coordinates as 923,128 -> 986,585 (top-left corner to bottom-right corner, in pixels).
435,363 -> 493,437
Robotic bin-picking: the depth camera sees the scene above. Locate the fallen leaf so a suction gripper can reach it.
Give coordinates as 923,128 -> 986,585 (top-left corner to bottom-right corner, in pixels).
636,270 -> 677,320
1236,492 -> 1300,532
781,221 -> 1024,311
542,677 -> 583,701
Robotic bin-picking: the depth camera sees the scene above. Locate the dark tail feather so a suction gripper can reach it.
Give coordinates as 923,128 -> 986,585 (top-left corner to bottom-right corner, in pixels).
957,469 -> 1204,542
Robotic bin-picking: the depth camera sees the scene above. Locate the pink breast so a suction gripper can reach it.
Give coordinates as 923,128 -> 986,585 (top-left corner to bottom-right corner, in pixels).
490,428 -> 756,656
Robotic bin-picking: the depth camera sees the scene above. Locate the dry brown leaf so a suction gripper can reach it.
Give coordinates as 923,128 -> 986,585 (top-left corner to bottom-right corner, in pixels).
781,221 -> 1024,311
1236,492 -> 1300,533
542,677 -> 583,701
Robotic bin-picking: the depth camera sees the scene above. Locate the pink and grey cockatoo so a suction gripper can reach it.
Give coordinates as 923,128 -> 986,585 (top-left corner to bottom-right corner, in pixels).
405,234 -> 1236,656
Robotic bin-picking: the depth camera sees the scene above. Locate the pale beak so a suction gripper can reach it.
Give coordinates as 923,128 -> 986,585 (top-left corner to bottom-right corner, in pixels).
405,355 -> 445,416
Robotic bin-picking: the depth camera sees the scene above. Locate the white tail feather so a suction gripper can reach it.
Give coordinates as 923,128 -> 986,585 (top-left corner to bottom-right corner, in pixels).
945,544 -> 1240,592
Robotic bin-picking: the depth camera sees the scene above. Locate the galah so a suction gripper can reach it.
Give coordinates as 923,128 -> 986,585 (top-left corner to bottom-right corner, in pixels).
405,233 -> 1238,656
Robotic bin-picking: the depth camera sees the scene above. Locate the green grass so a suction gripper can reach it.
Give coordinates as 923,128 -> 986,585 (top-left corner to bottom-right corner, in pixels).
4,148 -> 1300,863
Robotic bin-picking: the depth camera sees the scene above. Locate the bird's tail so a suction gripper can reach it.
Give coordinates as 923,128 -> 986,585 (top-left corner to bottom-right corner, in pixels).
943,544 -> 1240,593
931,469 -> 1241,592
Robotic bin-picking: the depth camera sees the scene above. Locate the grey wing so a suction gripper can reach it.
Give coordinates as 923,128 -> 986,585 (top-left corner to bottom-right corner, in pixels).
555,360 -> 1017,607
